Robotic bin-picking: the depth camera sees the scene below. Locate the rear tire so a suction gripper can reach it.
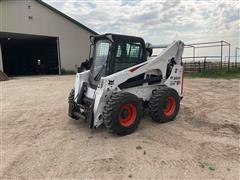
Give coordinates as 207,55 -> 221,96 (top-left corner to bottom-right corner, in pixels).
103,91 -> 143,135
149,87 -> 180,123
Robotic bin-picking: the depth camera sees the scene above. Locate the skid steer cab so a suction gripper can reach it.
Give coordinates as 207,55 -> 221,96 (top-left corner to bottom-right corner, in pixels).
68,33 -> 184,135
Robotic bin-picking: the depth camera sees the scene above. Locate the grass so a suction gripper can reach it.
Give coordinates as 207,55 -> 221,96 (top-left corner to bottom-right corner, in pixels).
60,67 -> 240,78
61,68 -> 76,75
185,68 -> 240,79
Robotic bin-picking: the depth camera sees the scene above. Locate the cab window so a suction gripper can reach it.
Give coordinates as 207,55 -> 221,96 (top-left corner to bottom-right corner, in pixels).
114,42 -> 143,73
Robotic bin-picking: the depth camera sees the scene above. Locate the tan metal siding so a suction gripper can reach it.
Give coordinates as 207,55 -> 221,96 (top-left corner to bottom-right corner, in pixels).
0,44 -> 3,71
0,0 -> 94,71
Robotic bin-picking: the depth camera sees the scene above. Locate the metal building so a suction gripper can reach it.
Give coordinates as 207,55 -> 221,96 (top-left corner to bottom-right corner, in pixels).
0,0 -> 97,76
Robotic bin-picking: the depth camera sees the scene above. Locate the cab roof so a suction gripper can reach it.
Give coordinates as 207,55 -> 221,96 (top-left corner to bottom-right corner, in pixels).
90,33 -> 145,45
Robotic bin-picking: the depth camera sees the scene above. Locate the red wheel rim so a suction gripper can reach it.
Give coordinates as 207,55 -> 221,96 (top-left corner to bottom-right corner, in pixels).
164,96 -> 176,116
119,103 -> 137,127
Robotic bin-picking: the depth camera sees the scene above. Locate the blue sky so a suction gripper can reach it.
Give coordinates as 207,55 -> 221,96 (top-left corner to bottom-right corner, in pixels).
44,0 -> 239,58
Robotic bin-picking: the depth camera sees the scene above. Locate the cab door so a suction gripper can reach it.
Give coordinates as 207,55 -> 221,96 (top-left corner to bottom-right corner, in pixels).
110,40 -> 147,89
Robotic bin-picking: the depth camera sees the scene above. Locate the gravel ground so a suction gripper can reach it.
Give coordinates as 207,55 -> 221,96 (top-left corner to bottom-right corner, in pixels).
1,75 -> 239,179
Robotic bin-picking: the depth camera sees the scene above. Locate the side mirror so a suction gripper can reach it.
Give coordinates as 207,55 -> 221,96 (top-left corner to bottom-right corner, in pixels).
89,57 -> 93,67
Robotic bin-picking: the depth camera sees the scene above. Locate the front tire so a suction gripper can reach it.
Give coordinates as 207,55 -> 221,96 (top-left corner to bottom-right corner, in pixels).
68,89 -> 77,119
149,87 -> 180,123
103,91 -> 143,135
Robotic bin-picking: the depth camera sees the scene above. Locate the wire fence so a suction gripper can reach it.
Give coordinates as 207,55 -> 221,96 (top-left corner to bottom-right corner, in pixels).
182,56 -> 240,73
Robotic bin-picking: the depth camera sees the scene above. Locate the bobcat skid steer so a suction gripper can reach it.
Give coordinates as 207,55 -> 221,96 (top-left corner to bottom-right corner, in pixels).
68,33 -> 184,135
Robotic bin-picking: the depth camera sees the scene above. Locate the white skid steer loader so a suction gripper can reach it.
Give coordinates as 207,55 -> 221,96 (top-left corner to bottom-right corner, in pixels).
68,34 -> 184,135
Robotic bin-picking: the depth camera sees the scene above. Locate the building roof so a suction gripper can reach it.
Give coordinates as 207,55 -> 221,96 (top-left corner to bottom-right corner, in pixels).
36,0 -> 98,35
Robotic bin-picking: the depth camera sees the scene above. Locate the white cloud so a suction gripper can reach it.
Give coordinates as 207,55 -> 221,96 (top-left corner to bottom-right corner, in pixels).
44,0 -> 239,56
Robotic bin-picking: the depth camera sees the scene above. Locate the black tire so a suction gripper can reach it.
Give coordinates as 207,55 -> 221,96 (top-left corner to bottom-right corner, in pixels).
149,87 -> 180,123
68,89 -> 77,119
68,89 -> 74,102
103,91 -> 143,136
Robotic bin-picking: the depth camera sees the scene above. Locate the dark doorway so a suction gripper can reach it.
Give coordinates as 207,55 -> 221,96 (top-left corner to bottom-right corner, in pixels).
0,32 -> 59,76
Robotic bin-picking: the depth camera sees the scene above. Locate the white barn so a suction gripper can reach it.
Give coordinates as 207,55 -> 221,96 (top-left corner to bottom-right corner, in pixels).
0,0 -> 97,76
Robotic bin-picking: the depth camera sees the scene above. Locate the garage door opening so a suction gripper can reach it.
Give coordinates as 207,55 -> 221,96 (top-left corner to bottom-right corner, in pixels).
0,32 -> 60,76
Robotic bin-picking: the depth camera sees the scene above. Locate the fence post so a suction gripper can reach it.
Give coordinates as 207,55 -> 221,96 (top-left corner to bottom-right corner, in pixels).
228,44 -> 230,71
198,61 -> 201,72
228,59 -> 230,71
235,48 -> 237,68
236,47 -> 239,68
220,40 -> 223,69
204,57 -> 206,71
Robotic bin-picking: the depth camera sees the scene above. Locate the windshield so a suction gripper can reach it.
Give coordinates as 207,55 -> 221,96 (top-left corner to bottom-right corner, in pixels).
92,40 -> 111,81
